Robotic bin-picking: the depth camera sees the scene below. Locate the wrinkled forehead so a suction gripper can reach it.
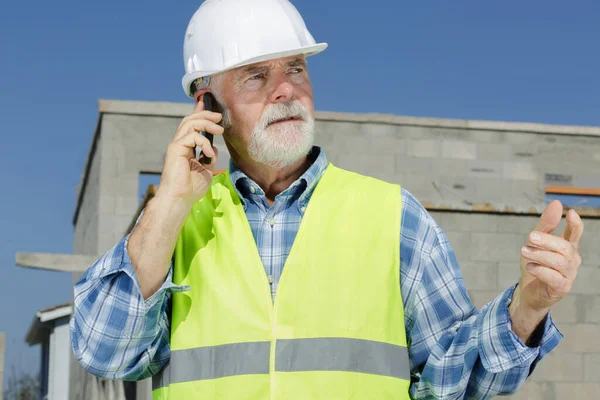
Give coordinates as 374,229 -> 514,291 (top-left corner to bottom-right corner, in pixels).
230,55 -> 307,77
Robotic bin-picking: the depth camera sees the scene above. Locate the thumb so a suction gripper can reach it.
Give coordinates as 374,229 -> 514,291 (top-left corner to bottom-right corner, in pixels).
535,199 -> 563,234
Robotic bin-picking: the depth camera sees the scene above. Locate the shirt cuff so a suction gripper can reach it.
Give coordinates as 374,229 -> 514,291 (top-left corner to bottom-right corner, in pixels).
89,234 -> 190,310
478,284 -> 563,373
122,234 -> 190,308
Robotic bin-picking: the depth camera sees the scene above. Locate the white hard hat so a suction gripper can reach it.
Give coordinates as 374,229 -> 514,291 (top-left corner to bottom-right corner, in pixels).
182,0 -> 327,97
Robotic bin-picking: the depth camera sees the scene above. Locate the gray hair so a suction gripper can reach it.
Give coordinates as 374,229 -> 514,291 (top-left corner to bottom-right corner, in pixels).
208,73 -> 231,128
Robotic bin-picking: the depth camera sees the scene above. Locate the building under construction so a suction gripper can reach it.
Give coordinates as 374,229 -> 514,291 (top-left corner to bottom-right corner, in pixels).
17,99 -> 600,399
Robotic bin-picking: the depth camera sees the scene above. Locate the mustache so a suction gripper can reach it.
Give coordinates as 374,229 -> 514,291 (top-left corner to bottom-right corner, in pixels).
258,101 -> 310,130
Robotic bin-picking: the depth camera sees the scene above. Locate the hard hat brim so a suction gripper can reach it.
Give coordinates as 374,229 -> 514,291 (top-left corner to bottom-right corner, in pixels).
182,42 -> 328,97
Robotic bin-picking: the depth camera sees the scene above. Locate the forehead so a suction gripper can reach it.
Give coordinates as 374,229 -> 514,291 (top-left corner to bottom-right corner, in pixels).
233,55 -> 307,75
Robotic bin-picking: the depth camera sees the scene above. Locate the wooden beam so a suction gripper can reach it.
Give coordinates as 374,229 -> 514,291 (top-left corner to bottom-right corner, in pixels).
545,186 -> 600,196
15,253 -> 99,273
421,201 -> 600,218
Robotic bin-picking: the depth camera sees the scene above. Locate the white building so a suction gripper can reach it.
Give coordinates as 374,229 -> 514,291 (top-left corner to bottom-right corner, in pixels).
26,303 -> 73,400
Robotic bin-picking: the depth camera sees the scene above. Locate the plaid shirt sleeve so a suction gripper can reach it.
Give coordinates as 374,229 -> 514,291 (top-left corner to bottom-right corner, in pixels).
400,188 -> 563,399
69,233 -> 185,380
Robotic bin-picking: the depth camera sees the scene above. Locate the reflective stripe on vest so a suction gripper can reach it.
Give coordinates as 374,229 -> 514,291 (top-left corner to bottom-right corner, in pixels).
154,164 -> 411,399
153,338 -> 410,390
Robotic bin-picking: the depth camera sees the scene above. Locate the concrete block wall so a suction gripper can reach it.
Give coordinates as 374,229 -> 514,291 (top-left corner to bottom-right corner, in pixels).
73,135 -> 102,258
70,100 -> 600,399
315,119 -> 600,210
430,211 -> 600,399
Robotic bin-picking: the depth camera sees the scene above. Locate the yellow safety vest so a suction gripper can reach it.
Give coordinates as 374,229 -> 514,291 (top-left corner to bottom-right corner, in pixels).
152,164 -> 411,399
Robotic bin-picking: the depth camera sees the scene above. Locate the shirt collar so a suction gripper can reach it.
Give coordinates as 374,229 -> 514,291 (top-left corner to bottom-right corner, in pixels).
228,146 -> 328,209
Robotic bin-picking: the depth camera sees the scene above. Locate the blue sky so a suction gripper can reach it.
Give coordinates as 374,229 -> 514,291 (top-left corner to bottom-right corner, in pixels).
1,0 -> 599,386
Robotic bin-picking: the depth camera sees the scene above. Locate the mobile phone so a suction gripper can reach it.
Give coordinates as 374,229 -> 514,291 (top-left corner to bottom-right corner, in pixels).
197,92 -> 216,164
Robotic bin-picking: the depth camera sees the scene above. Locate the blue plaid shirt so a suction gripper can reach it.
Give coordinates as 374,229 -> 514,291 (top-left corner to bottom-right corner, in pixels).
70,147 -> 562,399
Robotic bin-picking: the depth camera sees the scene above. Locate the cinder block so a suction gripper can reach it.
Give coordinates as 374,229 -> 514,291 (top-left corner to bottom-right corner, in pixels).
442,140 -> 477,160
314,121 -> 338,148
444,231 -> 472,264
577,227 -> 596,260
407,139 -> 440,158
579,295 -> 600,324
396,156 -> 433,175
463,129 -> 501,143
497,215 -> 539,234
327,122 -> 364,153
573,174 -> 600,188
432,159 -> 469,177
503,381 -> 554,400
467,290 -> 499,310
467,160 -> 503,179
584,354 -> 600,382
335,153 -> 396,181
430,176 -> 475,204
471,232 -> 522,262
511,146 -> 538,159
497,262 -> 520,289
530,349 -> 583,382
478,143 -> 512,161
503,162 -> 538,181
504,132 -> 538,145
580,219 -> 600,237
361,123 -> 407,155
547,295 -> 578,324
511,179 -> 544,206
396,174 -> 436,202
397,126 -> 439,140
469,177 -> 514,205
460,262 -> 498,291
571,266 -> 600,295
556,324 -> 600,353
432,213 -> 499,233
554,383 -> 600,399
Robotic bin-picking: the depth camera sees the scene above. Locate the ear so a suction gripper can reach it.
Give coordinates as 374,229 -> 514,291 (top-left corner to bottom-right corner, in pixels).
194,89 -> 208,105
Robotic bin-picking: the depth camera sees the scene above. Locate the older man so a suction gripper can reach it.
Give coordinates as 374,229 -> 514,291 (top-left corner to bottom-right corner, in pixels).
71,0 -> 584,399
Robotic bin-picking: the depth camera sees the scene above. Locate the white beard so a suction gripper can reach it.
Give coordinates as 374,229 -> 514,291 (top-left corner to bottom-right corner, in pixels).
247,100 -> 315,168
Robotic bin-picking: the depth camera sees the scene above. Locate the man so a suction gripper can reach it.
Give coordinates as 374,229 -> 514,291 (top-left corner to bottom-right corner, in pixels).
71,0 -> 584,398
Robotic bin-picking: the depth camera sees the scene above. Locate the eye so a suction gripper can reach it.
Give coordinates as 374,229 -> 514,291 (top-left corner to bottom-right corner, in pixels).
289,68 -> 304,74
249,73 -> 265,81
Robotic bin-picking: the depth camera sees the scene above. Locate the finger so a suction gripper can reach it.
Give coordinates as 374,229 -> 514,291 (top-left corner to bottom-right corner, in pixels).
175,119 -> 225,141
527,231 -> 573,257
175,111 -> 223,137
521,246 -> 570,277
190,145 -> 219,172
525,263 -> 571,295
194,91 -> 207,112
563,209 -> 584,248
173,130 -> 215,159
205,146 -> 219,168
534,200 -> 563,234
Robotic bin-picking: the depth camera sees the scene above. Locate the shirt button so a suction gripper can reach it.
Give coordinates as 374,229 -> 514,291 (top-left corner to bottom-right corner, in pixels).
267,218 -> 275,226
300,206 -> 306,213
268,275 -> 274,284
250,186 -> 256,194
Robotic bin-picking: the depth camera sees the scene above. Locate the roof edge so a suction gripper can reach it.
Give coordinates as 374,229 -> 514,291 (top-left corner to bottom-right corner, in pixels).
73,102 -> 103,225
98,99 -> 600,136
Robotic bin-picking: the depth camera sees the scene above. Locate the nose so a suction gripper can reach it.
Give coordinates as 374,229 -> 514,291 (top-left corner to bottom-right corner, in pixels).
269,74 -> 295,103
